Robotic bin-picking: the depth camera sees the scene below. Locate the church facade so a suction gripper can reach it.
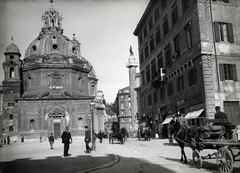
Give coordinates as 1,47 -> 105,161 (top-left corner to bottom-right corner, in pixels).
2,3 -> 105,139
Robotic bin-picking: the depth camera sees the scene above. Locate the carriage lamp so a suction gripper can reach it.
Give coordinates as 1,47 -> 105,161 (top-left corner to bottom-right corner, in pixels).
90,100 -> 96,151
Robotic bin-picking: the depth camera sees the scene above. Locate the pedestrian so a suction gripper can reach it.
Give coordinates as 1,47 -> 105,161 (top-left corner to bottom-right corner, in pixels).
48,133 -> 54,149
147,128 -> 151,141
4,137 -> 6,145
40,135 -> 42,143
21,136 -> 24,142
84,125 -> 91,153
61,127 -> 72,157
98,130 -> 103,143
7,136 -> 10,145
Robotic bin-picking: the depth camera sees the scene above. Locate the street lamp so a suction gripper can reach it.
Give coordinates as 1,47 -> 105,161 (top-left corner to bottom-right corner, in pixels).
90,100 -> 96,151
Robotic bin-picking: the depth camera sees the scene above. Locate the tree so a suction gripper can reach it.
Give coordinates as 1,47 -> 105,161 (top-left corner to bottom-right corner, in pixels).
105,102 -> 118,116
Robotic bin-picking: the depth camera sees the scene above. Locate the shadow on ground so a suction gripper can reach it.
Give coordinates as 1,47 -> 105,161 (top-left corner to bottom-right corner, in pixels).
90,155 -> 177,173
159,155 -> 240,173
0,154 -> 115,173
1,154 -> 177,173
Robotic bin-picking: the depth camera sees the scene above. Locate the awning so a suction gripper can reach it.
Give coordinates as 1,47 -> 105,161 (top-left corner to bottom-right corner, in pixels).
162,117 -> 173,124
184,108 -> 205,119
161,114 -> 175,124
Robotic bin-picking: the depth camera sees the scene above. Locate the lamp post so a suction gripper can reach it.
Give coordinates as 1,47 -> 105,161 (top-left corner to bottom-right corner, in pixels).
90,101 -> 96,151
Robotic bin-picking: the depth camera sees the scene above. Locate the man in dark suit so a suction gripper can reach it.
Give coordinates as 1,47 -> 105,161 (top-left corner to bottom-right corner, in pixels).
61,127 -> 72,157
214,106 -> 228,120
84,125 -> 91,153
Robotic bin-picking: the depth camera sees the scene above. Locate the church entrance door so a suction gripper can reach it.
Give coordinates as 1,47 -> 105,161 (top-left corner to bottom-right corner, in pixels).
54,123 -> 61,138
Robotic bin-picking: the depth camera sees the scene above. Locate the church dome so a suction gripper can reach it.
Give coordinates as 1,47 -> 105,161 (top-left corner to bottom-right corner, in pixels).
24,5 -> 81,59
5,43 -> 20,54
25,33 -> 79,58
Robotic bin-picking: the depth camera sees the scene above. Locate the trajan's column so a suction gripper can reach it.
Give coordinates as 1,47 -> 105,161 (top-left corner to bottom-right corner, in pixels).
126,46 -> 138,131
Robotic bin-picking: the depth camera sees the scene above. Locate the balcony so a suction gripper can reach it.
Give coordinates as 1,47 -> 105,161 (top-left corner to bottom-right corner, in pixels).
151,68 -> 166,88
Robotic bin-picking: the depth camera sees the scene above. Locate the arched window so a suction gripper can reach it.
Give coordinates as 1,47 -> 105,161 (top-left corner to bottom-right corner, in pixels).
10,67 -> 14,78
30,119 -> 35,131
90,83 -> 95,95
78,117 -> 83,129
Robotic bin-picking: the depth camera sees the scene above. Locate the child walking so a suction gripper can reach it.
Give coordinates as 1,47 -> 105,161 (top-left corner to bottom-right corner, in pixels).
48,133 -> 54,149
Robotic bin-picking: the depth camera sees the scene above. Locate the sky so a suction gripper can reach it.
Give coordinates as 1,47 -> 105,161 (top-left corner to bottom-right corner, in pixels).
0,0 -> 149,103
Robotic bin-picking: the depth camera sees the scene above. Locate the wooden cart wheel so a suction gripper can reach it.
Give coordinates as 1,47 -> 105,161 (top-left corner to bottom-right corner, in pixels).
216,147 -> 234,173
192,149 -> 202,169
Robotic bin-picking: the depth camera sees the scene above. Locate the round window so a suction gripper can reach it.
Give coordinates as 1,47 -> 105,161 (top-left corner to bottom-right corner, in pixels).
32,45 -> 37,51
52,44 -> 58,50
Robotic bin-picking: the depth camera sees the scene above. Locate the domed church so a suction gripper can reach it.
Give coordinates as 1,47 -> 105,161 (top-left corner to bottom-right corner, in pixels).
2,2 -> 105,139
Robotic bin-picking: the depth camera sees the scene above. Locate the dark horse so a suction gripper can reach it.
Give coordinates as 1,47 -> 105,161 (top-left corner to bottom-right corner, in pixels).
171,120 -> 202,164
121,127 -> 129,141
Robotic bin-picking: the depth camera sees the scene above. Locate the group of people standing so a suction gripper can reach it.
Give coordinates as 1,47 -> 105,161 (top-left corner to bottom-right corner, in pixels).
60,126 -> 99,157
2,136 -> 11,145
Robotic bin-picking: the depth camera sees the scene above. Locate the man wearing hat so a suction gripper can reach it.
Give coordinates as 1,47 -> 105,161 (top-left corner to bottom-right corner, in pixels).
84,125 -> 91,153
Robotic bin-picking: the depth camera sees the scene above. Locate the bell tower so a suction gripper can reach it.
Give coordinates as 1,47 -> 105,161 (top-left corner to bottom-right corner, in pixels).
2,40 -> 22,133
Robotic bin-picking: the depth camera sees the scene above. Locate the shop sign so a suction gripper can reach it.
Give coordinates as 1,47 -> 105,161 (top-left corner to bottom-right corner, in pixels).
177,99 -> 185,106
189,103 -> 204,111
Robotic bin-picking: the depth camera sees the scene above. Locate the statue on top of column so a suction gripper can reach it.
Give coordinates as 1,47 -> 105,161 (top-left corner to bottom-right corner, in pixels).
129,46 -> 134,56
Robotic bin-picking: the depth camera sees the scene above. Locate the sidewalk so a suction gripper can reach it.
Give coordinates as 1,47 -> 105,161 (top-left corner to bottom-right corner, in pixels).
0,137 -> 117,173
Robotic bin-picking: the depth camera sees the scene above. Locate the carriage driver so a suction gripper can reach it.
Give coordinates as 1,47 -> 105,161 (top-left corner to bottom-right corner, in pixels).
214,106 -> 228,120
214,106 -> 235,136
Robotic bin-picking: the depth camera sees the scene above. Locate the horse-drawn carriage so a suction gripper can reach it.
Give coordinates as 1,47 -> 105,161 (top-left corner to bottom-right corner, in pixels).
137,122 -> 151,141
109,122 -> 127,144
137,126 -> 151,141
172,118 -> 240,173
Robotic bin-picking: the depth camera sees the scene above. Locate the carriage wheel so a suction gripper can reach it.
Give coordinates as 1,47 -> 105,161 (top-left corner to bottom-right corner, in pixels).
216,147 -> 234,173
192,149 -> 202,169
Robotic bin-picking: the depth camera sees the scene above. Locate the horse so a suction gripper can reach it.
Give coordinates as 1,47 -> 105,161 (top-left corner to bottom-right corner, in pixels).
121,127 -> 129,141
171,120 -> 202,164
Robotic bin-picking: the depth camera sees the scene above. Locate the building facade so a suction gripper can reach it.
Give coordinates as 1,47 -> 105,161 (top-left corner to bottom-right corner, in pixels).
2,3 -> 105,140
134,0 -> 240,137
116,86 -> 132,132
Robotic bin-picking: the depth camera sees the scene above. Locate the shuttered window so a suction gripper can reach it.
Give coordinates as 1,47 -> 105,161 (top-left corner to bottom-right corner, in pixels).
167,82 -> 174,96
177,76 -> 184,92
144,43 -> 149,59
188,68 -> 197,86
155,6 -> 159,22
219,64 -> 237,81
155,26 -> 161,45
184,23 -> 192,49
173,34 -> 180,58
163,15 -> 169,37
148,94 -> 152,106
165,44 -> 172,67
160,86 -> 165,100
214,22 -> 234,43
157,52 -> 163,69
171,4 -> 178,27
150,35 -> 154,52
146,65 -> 151,83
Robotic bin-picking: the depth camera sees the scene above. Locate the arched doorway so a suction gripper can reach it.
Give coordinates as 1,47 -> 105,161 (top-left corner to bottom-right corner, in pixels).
48,107 -> 66,138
